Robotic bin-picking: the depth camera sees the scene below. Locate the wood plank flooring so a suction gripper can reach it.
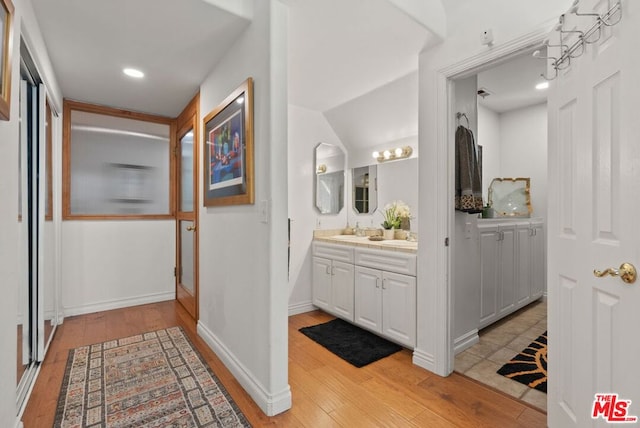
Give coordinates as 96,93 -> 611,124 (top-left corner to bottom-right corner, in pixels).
21,301 -> 547,427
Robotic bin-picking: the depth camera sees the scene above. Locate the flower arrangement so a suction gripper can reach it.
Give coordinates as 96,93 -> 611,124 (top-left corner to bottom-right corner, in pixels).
381,200 -> 412,230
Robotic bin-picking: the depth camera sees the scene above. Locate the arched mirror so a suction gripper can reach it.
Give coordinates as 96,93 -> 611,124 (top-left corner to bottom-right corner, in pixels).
352,165 -> 377,214
314,142 -> 345,214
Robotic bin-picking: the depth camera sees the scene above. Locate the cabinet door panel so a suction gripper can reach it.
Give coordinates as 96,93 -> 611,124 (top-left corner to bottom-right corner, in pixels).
354,266 -> 382,332
516,226 -> 532,306
312,257 -> 332,311
331,261 -> 355,321
498,226 -> 516,316
382,272 -> 416,348
530,225 -> 545,298
479,227 -> 499,327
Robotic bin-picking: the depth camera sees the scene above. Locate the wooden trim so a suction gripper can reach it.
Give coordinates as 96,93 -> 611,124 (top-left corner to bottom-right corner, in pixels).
62,99 -> 175,220
63,214 -> 175,221
175,92 -> 200,320
0,0 -> 14,120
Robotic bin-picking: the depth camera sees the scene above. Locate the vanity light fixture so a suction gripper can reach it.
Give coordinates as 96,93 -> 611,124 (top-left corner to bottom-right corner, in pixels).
372,146 -> 413,163
316,164 -> 327,174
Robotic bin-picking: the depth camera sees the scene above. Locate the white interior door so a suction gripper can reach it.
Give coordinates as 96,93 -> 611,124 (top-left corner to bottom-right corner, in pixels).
548,1 -> 640,426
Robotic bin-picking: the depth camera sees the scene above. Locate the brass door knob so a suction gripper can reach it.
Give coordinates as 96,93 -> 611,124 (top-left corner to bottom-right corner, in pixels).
186,225 -> 196,232
593,262 -> 637,284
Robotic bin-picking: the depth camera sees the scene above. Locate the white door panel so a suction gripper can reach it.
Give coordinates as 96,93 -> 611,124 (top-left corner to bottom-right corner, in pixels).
548,1 -> 639,426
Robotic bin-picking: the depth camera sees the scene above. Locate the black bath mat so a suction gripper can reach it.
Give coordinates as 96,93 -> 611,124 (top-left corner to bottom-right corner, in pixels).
299,318 -> 402,367
497,331 -> 547,393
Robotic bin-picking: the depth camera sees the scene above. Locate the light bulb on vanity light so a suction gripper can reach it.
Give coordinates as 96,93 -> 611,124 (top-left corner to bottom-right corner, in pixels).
395,147 -> 403,156
383,150 -> 391,159
372,151 -> 380,159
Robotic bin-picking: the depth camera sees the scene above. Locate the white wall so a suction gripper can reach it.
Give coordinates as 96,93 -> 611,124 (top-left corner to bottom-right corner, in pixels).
477,104 -> 501,198
197,0 -> 290,416
417,1 -> 566,375
288,105 -> 347,314
61,221 -> 175,316
499,103 -> 547,218
346,158 -> 419,233
451,75 -> 480,351
478,102 -> 548,218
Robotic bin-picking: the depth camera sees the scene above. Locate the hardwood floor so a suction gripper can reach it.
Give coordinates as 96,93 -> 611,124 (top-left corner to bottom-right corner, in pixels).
22,301 -> 546,427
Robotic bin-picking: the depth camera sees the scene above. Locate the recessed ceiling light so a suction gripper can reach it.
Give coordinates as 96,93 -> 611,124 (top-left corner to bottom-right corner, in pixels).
123,68 -> 144,78
536,81 -> 549,90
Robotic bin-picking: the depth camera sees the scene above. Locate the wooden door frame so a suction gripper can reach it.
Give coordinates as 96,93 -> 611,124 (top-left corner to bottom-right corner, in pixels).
175,93 -> 200,320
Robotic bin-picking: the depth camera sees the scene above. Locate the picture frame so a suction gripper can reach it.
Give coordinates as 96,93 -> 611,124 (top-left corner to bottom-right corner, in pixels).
203,78 -> 254,207
0,0 -> 14,121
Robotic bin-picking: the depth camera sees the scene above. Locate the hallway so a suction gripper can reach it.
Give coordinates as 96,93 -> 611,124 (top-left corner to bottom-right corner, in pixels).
22,302 -> 546,427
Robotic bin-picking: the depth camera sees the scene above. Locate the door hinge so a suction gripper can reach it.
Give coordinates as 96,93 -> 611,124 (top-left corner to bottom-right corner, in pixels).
174,267 -> 177,277
445,237 -> 449,246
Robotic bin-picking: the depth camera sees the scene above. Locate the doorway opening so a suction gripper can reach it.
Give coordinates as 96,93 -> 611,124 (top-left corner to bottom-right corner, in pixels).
449,46 -> 549,411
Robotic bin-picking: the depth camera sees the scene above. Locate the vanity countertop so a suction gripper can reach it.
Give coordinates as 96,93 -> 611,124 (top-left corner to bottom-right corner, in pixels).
313,231 -> 417,254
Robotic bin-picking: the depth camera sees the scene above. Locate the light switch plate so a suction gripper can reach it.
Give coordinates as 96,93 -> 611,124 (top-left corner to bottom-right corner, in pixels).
260,200 -> 269,224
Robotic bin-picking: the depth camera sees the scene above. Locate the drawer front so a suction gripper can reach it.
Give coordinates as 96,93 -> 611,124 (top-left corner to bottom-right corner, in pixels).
312,242 -> 354,263
355,248 -> 417,276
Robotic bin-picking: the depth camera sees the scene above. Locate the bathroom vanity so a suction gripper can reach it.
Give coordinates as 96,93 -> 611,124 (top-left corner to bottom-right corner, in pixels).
476,218 -> 545,329
312,234 -> 417,348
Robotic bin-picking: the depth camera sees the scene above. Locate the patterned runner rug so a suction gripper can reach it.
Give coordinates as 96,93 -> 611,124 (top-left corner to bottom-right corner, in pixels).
54,327 -> 251,427
496,331 -> 547,393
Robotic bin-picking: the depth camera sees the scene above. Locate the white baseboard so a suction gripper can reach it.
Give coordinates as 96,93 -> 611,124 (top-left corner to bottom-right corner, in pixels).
197,321 -> 292,416
453,329 -> 479,355
288,301 -> 315,316
412,348 -> 436,373
63,291 -> 175,317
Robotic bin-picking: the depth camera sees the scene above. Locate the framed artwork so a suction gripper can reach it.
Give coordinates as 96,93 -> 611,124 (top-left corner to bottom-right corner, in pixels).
0,0 -> 14,121
203,78 -> 254,206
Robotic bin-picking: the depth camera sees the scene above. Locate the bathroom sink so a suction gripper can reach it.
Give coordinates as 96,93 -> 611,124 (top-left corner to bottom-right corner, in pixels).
379,240 -> 418,248
329,235 -> 368,241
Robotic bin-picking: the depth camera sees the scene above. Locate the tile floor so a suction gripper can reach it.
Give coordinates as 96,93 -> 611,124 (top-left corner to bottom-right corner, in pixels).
454,299 -> 548,411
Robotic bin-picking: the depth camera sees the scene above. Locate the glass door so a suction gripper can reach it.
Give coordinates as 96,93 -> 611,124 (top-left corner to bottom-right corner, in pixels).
176,119 -> 198,319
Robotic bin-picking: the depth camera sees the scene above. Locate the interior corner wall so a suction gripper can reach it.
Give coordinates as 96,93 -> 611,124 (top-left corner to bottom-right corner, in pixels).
451,74 -> 480,350
287,104 -> 347,315
477,104 -> 501,198
197,0 -> 290,416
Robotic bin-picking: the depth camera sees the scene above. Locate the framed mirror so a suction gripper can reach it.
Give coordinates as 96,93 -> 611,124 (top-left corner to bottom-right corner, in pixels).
488,177 -> 532,217
314,142 -> 345,214
352,165 -> 377,214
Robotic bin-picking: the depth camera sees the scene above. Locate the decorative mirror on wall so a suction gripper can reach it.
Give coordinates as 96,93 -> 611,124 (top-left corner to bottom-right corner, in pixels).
488,177 -> 532,217
314,142 -> 345,214
352,165 -> 377,214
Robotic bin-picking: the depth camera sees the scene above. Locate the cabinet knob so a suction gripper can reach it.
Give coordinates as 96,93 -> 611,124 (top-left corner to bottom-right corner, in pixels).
375,278 -> 380,289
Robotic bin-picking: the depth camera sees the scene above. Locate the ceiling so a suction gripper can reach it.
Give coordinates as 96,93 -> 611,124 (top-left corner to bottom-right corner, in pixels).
477,48 -> 548,113
30,0 -> 544,131
31,0 -> 250,117
287,0 -> 439,112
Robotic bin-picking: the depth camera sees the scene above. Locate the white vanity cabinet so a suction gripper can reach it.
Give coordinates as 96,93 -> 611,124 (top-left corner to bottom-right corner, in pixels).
478,219 -> 545,329
312,243 -> 355,321
354,249 -> 416,348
